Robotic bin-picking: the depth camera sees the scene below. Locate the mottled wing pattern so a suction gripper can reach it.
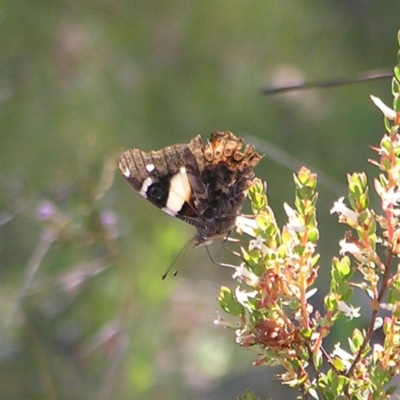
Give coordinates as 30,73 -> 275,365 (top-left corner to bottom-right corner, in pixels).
117,131 -> 262,244
184,132 -> 262,243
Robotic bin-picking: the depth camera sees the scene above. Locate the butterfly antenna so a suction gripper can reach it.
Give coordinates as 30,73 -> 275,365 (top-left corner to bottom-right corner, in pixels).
205,245 -> 236,269
162,238 -> 194,280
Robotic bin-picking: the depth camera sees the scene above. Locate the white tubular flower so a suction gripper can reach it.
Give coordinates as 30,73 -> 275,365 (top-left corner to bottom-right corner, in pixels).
338,239 -> 362,256
338,301 -> 361,320
235,287 -> 257,310
249,235 -> 266,251
370,95 -> 397,120
331,342 -> 354,371
235,215 -> 258,237
332,343 -> 353,360
380,186 -> 400,210
284,203 -> 306,232
330,197 -> 359,224
380,302 -> 398,312
232,263 -> 259,286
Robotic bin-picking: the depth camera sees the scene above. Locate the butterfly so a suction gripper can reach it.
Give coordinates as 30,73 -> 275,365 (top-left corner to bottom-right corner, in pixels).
117,131 -> 262,245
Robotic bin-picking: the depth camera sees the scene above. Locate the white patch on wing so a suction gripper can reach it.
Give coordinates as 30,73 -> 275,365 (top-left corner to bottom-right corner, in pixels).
139,177 -> 153,197
146,163 -> 155,172
120,163 -> 131,177
165,167 -> 191,212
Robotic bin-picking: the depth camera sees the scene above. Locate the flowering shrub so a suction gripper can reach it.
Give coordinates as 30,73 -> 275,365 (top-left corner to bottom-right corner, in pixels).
216,31 -> 400,399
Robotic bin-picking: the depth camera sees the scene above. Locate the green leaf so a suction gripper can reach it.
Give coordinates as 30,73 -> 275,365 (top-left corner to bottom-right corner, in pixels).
249,180 -> 268,214
308,227 -> 319,243
289,298 -> 300,310
336,376 -> 350,393
313,350 -> 323,370
324,293 -> 337,311
384,116 -> 392,133
311,254 -> 320,267
381,136 -> 392,151
392,74 -> 400,94
256,213 -> 270,231
336,258 -> 351,278
394,95 -> 400,113
237,389 -> 259,400
348,194 -> 357,211
294,244 -> 306,256
340,286 -> 353,302
300,327 -> 313,339
275,244 -> 285,259
351,329 -> 364,351
385,385 -> 398,396
358,193 -> 369,210
332,357 -> 346,372
218,286 -> 244,316
336,282 -> 351,298
296,185 -> 314,200
388,287 -> 400,302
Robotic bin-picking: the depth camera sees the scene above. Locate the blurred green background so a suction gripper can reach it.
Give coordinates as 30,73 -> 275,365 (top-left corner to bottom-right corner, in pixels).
0,1 -> 399,399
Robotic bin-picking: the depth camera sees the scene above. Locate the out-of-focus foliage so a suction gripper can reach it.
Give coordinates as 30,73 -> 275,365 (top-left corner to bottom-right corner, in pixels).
1,1 -> 400,399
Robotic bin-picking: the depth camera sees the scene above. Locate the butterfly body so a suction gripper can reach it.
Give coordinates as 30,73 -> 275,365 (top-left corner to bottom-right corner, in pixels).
118,131 -> 262,245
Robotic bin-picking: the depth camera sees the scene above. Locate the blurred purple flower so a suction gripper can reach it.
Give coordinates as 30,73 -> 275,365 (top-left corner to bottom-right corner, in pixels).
100,209 -> 118,227
37,200 -> 57,221
100,209 -> 119,239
